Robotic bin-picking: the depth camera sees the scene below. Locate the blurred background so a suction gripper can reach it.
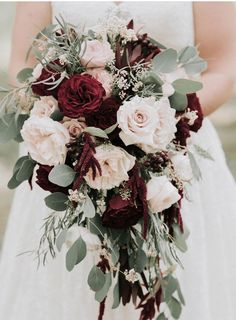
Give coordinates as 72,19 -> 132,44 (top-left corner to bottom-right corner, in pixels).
0,2 -> 236,248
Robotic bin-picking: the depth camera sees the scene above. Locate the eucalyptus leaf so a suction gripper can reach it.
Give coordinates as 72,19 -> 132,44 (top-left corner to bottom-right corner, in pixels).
17,68 -> 33,83
8,171 -> 24,189
105,123 -> 118,135
188,151 -> 202,181
167,297 -> 182,319
112,282 -> 120,309
56,229 -> 68,252
16,159 -> 36,182
172,79 -> 202,94
48,164 -> 76,187
88,265 -> 106,292
143,72 -> 164,86
84,195 -> 96,218
0,113 -> 18,143
184,58 -> 207,75
148,37 -> 166,49
50,110 -> 64,121
152,49 -> 178,73
44,192 -> 68,211
12,156 -> 29,174
129,249 -> 147,273
66,236 -> 87,271
156,313 -> 168,320
173,224 -> 188,253
95,272 -> 112,302
178,46 -> 197,64
164,275 -> 178,302
84,127 -> 108,139
169,92 -> 188,111
193,144 -> 214,161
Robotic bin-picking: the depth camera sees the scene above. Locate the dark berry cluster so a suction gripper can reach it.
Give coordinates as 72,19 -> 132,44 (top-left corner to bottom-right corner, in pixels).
143,151 -> 169,173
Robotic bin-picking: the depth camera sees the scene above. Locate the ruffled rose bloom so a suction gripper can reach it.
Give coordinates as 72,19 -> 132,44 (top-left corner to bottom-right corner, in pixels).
146,175 -> 181,213
117,96 -> 177,153
63,119 -> 86,140
86,68 -> 113,97
21,116 -> 70,166
171,154 -> 193,181
30,96 -> 58,117
58,74 -> 105,118
84,145 -> 135,190
80,40 -> 114,68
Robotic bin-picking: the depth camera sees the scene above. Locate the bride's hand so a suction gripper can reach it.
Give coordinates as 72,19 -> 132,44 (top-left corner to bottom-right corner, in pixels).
8,2 -> 51,85
194,2 -> 236,115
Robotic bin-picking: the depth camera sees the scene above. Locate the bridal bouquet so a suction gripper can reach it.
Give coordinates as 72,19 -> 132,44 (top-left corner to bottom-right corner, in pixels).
0,15 -> 212,320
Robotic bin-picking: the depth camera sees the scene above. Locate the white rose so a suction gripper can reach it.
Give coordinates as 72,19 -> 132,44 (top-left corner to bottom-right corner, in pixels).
86,68 -> 113,97
171,154 -> 193,181
84,145 -> 135,190
146,175 -> 181,213
65,225 -> 100,251
30,96 -> 58,117
80,40 -> 115,68
21,116 -> 70,166
140,98 -> 177,153
32,63 -> 43,80
63,119 -> 86,140
117,96 -> 177,152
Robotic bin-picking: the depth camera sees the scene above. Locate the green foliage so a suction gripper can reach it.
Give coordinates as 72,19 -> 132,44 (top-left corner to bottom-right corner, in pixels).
129,248 -> 147,273
66,236 -> 87,271
0,113 -> 18,143
169,92 -> 188,111
172,224 -> 188,253
188,151 -> 202,181
50,110 -> 64,121
156,313 -> 168,320
48,164 -> 76,187
56,229 -> 68,252
16,68 -> 33,83
172,79 -> 203,94
95,272 -> 112,302
167,297 -> 182,319
152,49 -> 178,73
178,46 -> 207,75
44,192 -> 68,211
84,127 -> 109,139
88,265 -> 106,292
112,282 -> 120,309
193,144 -> 214,161
83,195 -> 96,218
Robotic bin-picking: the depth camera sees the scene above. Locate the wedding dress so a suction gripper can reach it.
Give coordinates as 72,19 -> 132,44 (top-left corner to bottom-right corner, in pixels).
1,2 -> 236,319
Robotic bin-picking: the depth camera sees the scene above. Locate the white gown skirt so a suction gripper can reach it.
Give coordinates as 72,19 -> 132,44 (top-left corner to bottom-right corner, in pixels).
0,118 -> 236,320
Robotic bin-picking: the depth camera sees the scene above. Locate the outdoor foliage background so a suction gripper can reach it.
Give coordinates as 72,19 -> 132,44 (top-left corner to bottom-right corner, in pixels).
0,2 -> 236,247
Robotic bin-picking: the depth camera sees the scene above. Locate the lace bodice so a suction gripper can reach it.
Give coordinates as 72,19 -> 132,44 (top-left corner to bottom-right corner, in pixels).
51,1 -> 194,50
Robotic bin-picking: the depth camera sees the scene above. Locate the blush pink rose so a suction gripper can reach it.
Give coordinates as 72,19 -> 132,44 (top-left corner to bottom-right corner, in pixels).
63,119 -> 86,140
80,40 -> 114,68
30,96 -> 58,117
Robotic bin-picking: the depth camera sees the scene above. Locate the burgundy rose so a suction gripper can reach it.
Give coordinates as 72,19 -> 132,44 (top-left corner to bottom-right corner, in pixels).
31,60 -> 64,98
85,97 -> 121,130
102,167 -> 148,233
36,165 -> 69,194
187,93 -> 203,132
58,74 -> 105,118
175,118 -> 191,146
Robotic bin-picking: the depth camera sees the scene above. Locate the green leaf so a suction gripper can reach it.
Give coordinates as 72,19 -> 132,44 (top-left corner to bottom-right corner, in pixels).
17,68 -> 33,83
16,159 -> 36,182
152,49 -> 178,73
8,171 -> 24,189
66,236 -> 87,271
143,72 -> 164,86
112,282 -> 120,309
88,265 -> 106,292
167,297 -> 182,319
13,156 -> 29,174
95,272 -> 112,302
148,37 -> 166,49
188,151 -> 202,181
164,275 -> 178,302
173,224 -> 188,253
83,195 -> 96,218
48,164 -> 76,187
169,92 -> 188,111
156,313 -> 168,320
193,144 -> 214,161
44,192 -> 68,211
178,46 -> 198,64
176,280 -> 185,305
56,229 -> 68,252
129,249 -> 147,273
105,123 -> 118,135
84,127 -> 108,139
50,110 -> 64,121
0,113 -> 18,143
172,79 -> 203,94
184,58 -> 207,75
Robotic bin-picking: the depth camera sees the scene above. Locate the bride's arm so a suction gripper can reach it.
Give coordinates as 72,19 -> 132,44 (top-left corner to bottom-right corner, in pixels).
8,2 -> 51,85
194,2 -> 236,116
